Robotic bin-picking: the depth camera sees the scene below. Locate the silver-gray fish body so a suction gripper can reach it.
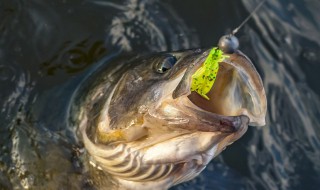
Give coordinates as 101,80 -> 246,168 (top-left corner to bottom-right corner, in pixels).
70,48 -> 267,190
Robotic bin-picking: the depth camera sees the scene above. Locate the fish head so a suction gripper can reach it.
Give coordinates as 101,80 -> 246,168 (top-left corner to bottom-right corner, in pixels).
79,48 -> 267,188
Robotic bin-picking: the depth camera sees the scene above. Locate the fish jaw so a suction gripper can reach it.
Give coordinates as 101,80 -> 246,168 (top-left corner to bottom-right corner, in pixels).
141,127 -> 249,185
129,94 -> 250,186
130,48 -> 266,184
140,116 -> 249,165
174,49 -> 267,127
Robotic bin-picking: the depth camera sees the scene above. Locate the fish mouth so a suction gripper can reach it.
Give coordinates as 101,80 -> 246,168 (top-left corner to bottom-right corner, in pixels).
139,49 -> 267,173
171,49 -> 267,131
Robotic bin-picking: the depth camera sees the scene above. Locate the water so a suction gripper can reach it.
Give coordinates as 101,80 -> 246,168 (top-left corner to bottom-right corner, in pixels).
1,0 -> 320,189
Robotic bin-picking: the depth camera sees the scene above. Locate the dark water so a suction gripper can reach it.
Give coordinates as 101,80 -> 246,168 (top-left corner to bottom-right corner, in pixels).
1,0 -> 320,189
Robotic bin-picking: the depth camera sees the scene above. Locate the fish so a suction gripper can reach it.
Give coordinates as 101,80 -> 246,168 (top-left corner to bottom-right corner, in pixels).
69,48 -> 267,190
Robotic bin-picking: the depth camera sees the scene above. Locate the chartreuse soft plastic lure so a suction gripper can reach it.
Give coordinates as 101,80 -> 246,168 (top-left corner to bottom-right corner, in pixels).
190,47 -> 228,100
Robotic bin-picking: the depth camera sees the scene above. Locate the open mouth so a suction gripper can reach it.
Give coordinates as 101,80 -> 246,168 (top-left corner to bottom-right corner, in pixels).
172,50 -> 267,132
137,49 -> 268,170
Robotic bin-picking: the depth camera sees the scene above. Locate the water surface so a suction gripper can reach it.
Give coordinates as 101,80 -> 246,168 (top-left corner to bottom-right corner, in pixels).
0,0 -> 320,189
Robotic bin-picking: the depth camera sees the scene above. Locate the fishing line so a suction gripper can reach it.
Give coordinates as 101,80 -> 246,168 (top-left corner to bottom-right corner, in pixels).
232,0 -> 267,35
218,0 -> 267,53
191,1 -> 267,98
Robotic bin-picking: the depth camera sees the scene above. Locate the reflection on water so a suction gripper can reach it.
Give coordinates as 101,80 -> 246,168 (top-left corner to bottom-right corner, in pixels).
0,0 -> 320,189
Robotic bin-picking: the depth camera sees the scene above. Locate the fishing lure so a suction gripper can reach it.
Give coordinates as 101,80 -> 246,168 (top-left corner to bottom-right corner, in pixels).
190,47 -> 228,100
190,0 -> 267,100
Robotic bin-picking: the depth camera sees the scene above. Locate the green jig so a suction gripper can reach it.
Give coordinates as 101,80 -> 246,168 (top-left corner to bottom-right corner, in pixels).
190,47 -> 228,100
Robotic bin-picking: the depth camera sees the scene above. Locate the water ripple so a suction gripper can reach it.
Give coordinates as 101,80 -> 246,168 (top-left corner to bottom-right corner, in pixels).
93,0 -> 199,52
242,0 -> 320,189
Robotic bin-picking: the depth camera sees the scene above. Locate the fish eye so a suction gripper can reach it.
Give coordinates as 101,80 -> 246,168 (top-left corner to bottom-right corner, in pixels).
155,55 -> 177,74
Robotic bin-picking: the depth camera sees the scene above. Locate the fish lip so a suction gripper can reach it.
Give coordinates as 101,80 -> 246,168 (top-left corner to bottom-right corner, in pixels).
201,114 -> 249,134
178,97 -> 250,133
219,114 -> 250,133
